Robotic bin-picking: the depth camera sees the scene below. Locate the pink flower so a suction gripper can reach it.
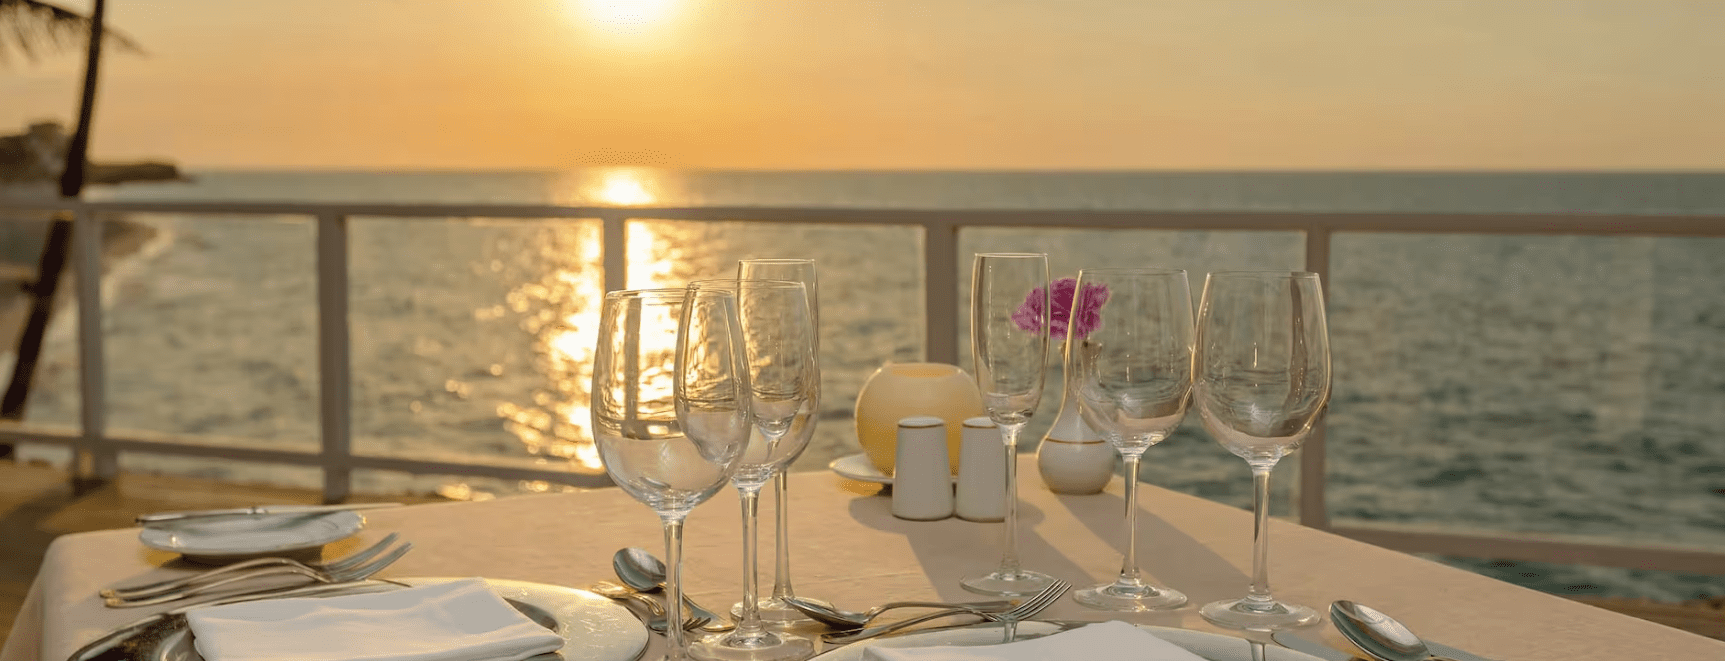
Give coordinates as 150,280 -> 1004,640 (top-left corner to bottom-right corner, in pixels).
1012,277 -> 1110,341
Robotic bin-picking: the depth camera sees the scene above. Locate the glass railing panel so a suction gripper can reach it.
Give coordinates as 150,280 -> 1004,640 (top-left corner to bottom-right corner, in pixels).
14,213 -> 322,479
958,227 -> 1307,511
347,216 -> 609,487
629,218 -> 925,473
1327,232 -> 1725,549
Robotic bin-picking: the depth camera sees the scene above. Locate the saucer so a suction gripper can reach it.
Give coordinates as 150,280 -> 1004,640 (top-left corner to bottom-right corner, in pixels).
139,511 -> 365,563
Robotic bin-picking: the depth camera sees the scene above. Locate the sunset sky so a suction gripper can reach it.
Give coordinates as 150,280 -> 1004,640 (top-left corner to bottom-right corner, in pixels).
4,0 -> 1723,170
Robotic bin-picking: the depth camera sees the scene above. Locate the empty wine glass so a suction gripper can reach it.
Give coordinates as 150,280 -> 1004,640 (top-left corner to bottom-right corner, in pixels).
1067,268 -> 1193,611
686,280 -> 819,661
960,252 -> 1055,597
735,258 -> 820,624
592,289 -> 748,661
1194,271 -> 1331,631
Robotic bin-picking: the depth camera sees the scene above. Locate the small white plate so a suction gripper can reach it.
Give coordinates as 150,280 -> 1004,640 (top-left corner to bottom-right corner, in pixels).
150,577 -> 649,661
139,511 -> 365,562
811,621 -> 1326,661
830,453 -> 895,484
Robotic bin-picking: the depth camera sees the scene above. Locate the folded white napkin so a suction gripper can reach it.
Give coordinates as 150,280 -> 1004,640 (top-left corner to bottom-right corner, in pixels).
185,578 -> 563,661
863,621 -> 1206,661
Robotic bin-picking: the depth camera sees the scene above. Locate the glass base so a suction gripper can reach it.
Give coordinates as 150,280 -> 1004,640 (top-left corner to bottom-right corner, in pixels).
687,628 -> 814,661
960,568 -> 1056,597
1199,596 -> 1320,631
1073,580 -> 1187,612
732,596 -> 818,625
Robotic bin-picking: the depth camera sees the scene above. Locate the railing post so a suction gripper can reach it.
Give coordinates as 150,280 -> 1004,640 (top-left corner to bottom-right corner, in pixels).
1299,224 -> 1333,529
74,207 -> 116,481
923,220 -> 960,364
602,214 -> 627,292
316,213 -> 352,503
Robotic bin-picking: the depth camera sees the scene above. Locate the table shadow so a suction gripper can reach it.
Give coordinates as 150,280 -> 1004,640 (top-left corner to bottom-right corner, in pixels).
846,497 -> 1093,603
1053,488 -> 1251,604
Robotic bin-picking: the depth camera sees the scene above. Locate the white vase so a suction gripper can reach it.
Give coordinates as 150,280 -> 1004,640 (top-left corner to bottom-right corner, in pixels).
1035,379 -> 1116,495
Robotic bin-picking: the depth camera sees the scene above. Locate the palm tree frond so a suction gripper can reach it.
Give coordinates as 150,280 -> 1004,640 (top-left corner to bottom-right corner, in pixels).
0,0 -> 142,66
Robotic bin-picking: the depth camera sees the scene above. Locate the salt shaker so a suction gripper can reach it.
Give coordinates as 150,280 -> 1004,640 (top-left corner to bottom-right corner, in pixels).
892,416 -> 953,521
955,416 -> 1006,522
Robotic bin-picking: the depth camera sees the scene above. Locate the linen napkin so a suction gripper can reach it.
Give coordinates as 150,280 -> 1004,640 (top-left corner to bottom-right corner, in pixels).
863,621 -> 1206,661
185,578 -> 563,661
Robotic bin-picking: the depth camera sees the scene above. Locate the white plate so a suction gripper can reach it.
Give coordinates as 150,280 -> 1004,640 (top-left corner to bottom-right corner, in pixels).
139,511 -> 365,562
150,577 -> 649,661
829,453 -> 960,486
812,621 -> 1326,661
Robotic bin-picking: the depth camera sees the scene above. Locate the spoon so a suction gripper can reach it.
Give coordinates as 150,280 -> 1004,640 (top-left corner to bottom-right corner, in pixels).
1330,600 -> 1461,661
612,547 -> 732,632
782,595 -> 1014,630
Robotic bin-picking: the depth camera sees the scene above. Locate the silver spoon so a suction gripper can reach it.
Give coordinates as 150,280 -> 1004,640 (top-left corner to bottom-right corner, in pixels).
589,581 -> 707,633
1330,600 -> 1461,661
612,547 -> 733,632
782,595 -> 1014,630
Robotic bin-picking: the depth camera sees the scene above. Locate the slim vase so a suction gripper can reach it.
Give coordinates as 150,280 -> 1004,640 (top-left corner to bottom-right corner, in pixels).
1035,376 -> 1116,495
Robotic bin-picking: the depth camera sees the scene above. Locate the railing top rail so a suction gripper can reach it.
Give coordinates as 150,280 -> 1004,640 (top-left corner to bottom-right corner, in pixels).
2,198 -> 1724,236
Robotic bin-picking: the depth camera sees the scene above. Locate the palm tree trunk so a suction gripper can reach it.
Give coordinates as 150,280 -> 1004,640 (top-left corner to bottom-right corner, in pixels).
0,0 -> 104,430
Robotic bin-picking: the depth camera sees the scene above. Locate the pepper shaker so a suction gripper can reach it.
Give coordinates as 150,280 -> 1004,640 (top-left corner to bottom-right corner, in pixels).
955,416 -> 1006,522
892,416 -> 953,521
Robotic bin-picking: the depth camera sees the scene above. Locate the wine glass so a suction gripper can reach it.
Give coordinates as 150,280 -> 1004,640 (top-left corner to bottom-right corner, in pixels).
592,289 -> 748,661
1067,268 -> 1193,611
685,279 -> 819,661
960,253 -> 1055,597
1194,271 -> 1331,631
735,258 -> 820,624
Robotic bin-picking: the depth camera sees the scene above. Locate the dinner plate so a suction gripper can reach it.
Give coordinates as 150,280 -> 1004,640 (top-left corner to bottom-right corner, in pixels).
149,577 -> 649,661
139,511 -> 365,563
830,453 -> 960,486
811,621 -> 1326,661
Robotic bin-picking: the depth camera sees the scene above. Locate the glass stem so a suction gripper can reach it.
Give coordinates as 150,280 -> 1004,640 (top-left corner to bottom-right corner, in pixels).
770,472 -> 794,600
736,484 -> 765,636
661,513 -> 689,660
1117,450 -> 1144,584
997,422 -> 1025,576
1247,466 -> 1274,605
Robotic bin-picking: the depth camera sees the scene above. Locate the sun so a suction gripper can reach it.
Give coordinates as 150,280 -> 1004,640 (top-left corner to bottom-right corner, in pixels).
573,0 -> 678,31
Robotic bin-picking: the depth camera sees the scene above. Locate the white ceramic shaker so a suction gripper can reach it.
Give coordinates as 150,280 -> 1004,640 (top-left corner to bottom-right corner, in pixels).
955,416 -> 1006,522
892,416 -> 954,521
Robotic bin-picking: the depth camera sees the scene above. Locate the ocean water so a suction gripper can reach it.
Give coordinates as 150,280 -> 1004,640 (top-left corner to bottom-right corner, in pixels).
5,169 -> 1724,600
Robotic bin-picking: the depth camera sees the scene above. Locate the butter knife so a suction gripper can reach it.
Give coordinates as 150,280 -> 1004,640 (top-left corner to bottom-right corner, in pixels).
135,502 -> 402,524
1271,632 -> 1357,661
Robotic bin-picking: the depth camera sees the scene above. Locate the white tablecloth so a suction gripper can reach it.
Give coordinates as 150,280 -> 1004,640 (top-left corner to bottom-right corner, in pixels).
5,457 -> 1720,661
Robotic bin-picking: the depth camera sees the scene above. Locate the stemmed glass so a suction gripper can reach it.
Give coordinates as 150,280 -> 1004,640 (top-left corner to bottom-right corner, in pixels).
961,253 -> 1056,597
1067,268 -> 1193,611
735,259 -> 821,624
686,279 -> 819,661
1194,271 -> 1331,631
591,289 -> 749,661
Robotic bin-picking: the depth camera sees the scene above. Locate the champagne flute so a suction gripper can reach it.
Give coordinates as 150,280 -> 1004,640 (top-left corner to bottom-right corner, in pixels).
960,253 -> 1055,597
735,259 -> 820,624
1195,271 -> 1331,631
1068,268 -> 1193,611
592,289 -> 748,661
686,280 -> 819,661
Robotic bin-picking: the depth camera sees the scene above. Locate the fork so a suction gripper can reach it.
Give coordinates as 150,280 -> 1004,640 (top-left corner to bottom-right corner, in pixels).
821,579 -> 1071,645
105,541 -> 413,608
102,533 -> 401,599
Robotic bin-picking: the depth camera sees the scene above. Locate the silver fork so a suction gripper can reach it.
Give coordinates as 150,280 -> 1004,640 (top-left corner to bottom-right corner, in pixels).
102,533 -> 401,599
105,541 -> 413,608
821,579 -> 1071,645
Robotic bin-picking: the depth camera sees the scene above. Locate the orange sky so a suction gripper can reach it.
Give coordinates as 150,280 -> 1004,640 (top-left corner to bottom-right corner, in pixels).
4,0 -> 1724,170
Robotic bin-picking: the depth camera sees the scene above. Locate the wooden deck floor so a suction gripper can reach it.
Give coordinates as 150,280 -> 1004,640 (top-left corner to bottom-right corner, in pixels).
0,461 -> 1719,646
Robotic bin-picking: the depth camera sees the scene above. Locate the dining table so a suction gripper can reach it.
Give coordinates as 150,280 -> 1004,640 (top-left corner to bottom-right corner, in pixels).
4,455 -> 1720,661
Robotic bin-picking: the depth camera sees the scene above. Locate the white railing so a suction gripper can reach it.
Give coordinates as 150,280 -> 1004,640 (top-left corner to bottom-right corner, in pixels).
2,198 -> 1723,576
